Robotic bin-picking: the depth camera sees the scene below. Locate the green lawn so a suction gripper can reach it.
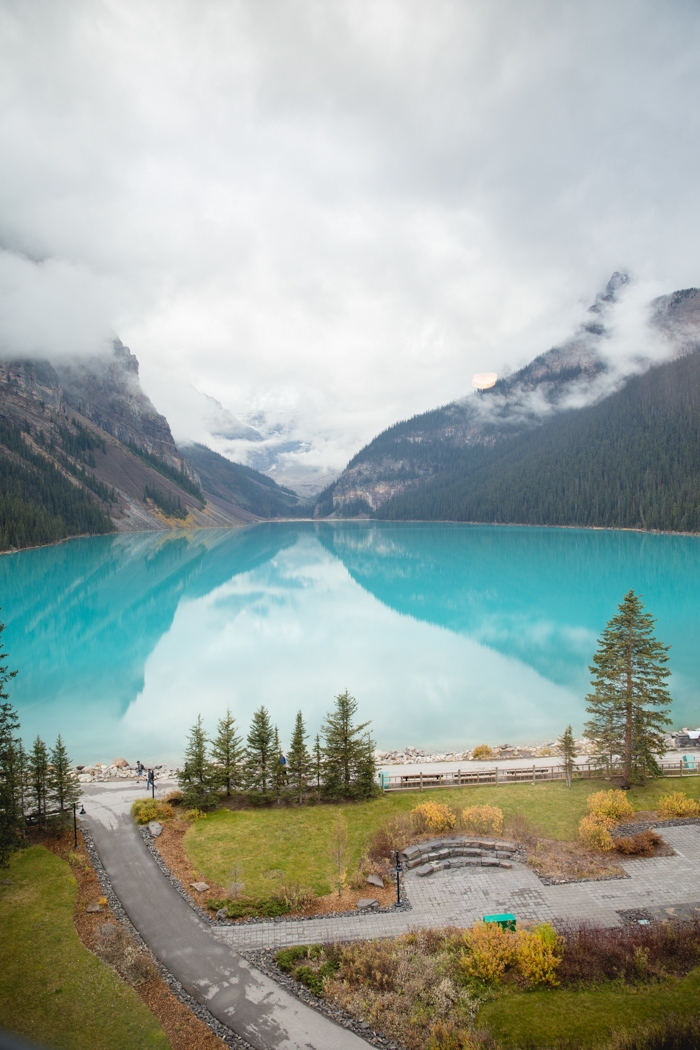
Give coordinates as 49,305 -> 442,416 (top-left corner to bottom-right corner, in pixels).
479,967 -> 700,1047
0,846 -> 171,1050
184,776 -> 700,897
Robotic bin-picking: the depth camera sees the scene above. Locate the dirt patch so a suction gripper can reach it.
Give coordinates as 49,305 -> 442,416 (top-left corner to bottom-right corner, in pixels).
525,837 -> 627,883
41,828 -> 227,1050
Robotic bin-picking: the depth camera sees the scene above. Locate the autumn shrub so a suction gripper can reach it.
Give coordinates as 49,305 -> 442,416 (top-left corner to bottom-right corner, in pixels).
458,921 -> 518,983
270,882 -> 316,911
471,744 -> 495,761
579,814 -> 615,851
427,1023 -> 494,1050
162,789 -> 184,805
608,1015 -> 700,1050
658,791 -> 700,818
412,802 -> 457,834
515,924 -> 564,987
367,813 -> 413,861
616,830 -> 662,856
185,808 -> 207,821
130,798 -> 174,825
587,789 -> 634,822
462,805 -> 504,836
557,920 -> 700,985
339,939 -> 399,991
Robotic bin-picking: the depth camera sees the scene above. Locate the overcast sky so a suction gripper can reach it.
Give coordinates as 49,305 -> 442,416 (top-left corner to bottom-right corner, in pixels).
1,0 -> 700,475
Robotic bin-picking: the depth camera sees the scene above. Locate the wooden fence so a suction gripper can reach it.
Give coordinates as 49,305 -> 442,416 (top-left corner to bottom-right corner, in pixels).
377,758 -> 699,792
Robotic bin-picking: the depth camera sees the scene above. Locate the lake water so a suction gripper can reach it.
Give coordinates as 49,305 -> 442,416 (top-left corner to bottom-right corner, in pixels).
2,521 -> 699,765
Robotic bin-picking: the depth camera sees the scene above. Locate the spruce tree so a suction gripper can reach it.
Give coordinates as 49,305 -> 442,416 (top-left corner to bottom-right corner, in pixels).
48,735 -> 81,820
321,690 -> 376,799
287,711 -> 311,803
29,736 -> 49,825
244,706 -> 275,796
178,715 -> 217,809
558,725 -> 577,788
0,703 -> 23,867
313,733 -> 323,802
272,726 -> 287,799
584,590 -> 672,787
210,709 -> 244,796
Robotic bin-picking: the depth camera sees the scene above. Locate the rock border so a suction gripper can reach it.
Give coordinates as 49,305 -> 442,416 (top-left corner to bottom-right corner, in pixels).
138,825 -> 412,926
81,824 -> 253,1050
241,947 -> 408,1050
614,816 -> 700,837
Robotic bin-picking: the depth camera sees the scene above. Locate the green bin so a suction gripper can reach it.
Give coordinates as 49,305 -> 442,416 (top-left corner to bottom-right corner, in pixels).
483,912 -> 516,931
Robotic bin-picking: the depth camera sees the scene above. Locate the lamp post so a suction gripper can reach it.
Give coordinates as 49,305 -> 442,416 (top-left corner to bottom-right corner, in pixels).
392,850 -> 402,906
72,802 -> 78,849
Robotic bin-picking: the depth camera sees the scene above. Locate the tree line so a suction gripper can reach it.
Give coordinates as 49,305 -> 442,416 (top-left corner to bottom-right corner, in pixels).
178,689 -> 377,809
0,619 -> 81,868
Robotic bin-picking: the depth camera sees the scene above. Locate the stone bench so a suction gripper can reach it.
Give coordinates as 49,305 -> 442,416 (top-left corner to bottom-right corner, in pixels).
401,836 -> 517,875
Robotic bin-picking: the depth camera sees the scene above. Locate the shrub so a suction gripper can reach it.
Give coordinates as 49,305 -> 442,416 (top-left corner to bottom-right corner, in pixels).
276,945 -> 309,972
163,789 -> 184,805
658,791 -> 700,818
471,745 -> 494,761
131,798 -> 174,825
338,939 -> 398,991
462,805 -> 504,836
427,1023 -> 491,1049
587,789 -> 634,822
557,920 -> 700,985
579,814 -> 615,851
367,814 -> 413,861
412,802 -> 457,834
292,964 -> 325,995
185,808 -> 207,821
270,882 -> 316,911
516,924 -> 564,987
458,921 -> 518,983
616,830 -> 662,856
207,895 -> 291,919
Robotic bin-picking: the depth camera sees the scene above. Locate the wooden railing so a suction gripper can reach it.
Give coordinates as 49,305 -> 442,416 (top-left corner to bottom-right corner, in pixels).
376,758 -> 699,792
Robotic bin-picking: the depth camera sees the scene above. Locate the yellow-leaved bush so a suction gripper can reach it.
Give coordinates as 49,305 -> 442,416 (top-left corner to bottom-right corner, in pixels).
411,802 -> 457,833
658,792 -> 700,818
586,790 -> 634,822
462,804 -> 504,836
131,798 -> 174,825
579,814 -> 615,851
458,922 -> 563,987
471,744 -> 495,761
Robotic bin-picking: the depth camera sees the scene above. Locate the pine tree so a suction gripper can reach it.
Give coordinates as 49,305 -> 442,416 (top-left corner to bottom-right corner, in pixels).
313,733 -> 323,802
244,706 -> 275,796
558,725 -> 577,788
272,726 -> 287,799
29,736 -> 49,825
0,703 -> 23,867
178,715 -> 217,809
321,690 -> 376,799
210,709 -> 244,796
287,711 -> 311,804
48,735 -> 81,819
584,590 -> 672,787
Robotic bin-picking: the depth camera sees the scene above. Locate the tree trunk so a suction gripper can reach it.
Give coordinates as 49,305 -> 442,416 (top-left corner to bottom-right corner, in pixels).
624,626 -> 633,788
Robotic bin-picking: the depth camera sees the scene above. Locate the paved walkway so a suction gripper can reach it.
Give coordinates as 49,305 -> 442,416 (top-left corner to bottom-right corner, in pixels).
214,825 -> 700,951
82,782 -> 370,1050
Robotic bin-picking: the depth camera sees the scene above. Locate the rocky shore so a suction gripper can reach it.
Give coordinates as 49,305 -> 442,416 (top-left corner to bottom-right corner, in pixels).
75,759 -> 180,783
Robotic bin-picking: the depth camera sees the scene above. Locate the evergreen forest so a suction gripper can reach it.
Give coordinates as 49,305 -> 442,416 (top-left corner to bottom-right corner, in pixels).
376,350 -> 700,531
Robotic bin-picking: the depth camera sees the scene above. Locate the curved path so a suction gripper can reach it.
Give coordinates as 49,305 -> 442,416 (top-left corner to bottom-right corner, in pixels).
82,782 -> 370,1050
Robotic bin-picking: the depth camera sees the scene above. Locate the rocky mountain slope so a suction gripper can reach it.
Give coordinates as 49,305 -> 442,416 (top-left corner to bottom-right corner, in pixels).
316,277 -> 700,523
0,341 -> 303,551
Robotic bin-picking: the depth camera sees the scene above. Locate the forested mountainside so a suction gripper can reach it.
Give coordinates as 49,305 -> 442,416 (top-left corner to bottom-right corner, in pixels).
376,349 -> 700,531
0,342 -> 301,552
179,443 -> 308,518
316,278 -> 700,530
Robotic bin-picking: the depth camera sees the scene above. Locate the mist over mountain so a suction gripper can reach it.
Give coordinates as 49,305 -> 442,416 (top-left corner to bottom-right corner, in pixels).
316,278 -> 700,530
0,340 -> 306,551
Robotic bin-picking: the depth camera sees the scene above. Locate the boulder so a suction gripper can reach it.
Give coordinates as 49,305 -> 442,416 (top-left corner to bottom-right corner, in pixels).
86,901 -> 103,914
356,898 -> 380,910
147,821 -> 163,837
215,908 -> 229,920
113,758 -> 129,768
366,874 -> 384,889
190,881 -> 209,893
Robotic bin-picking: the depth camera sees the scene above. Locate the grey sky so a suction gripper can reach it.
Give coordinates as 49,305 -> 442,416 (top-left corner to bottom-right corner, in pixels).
1,0 -> 700,479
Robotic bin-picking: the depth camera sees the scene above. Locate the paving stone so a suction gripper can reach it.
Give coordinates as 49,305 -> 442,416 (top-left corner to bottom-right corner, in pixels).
190,881 -> 210,893
415,863 -> 434,877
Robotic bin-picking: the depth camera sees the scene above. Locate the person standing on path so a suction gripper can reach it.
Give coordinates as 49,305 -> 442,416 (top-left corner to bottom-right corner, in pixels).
147,768 -> 154,792
136,760 -> 143,783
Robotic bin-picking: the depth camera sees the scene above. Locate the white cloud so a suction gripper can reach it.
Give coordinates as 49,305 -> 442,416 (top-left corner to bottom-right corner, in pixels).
1,0 -> 700,475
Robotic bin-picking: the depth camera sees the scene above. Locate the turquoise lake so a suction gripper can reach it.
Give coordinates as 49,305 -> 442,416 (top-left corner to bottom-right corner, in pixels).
2,521 -> 699,765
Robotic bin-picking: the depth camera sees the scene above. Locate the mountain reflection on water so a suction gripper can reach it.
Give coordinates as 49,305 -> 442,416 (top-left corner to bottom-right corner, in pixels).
1,521 -> 698,763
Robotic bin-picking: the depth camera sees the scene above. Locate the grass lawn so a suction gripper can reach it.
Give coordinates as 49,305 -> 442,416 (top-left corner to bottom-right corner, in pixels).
184,776 -> 700,897
0,846 -> 171,1050
479,966 -> 700,1047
